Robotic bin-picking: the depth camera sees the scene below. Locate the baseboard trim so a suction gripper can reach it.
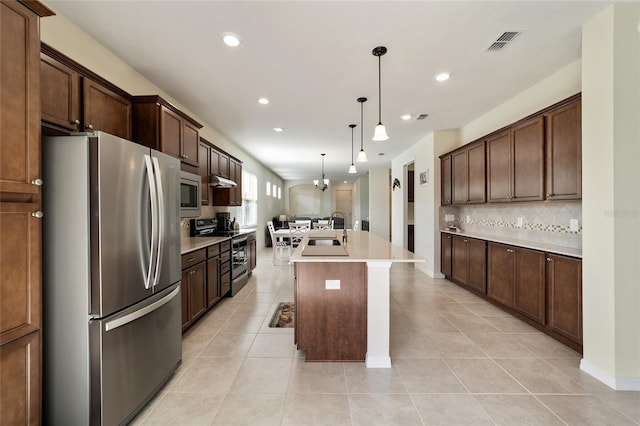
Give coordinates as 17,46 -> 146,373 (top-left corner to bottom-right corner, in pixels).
580,359 -> 640,391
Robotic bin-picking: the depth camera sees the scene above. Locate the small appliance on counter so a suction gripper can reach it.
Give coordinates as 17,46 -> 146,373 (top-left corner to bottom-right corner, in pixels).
215,211 -> 235,232
189,217 -> 249,296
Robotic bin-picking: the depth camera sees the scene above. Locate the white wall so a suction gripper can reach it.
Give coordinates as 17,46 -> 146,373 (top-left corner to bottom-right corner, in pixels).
368,169 -> 390,239
40,9 -> 284,248
581,3 -> 640,389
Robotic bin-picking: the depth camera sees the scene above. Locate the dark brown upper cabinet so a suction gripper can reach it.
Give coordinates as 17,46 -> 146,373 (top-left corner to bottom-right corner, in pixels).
545,99 -> 582,200
452,141 -> 485,204
487,116 -> 544,202
40,45 -> 132,140
132,95 -> 202,167
440,155 -> 452,206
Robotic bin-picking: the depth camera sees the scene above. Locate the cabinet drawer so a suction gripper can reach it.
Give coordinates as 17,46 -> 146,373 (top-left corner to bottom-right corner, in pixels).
181,249 -> 206,269
220,241 -> 231,252
207,244 -> 220,257
221,272 -> 231,295
220,251 -> 231,263
221,261 -> 231,275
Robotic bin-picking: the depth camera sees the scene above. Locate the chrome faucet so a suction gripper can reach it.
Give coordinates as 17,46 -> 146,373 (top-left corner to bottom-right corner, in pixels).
331,210 -> 347,229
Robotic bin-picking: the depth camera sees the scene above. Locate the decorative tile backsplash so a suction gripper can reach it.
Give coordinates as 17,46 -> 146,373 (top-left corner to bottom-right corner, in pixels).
440,201 -> 582,249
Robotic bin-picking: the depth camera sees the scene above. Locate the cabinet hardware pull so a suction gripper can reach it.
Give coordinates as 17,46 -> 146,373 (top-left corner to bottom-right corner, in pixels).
31,178 -> 43,186
86,124 -> 93,130
464,239 -> 468,243
71,119 -> 80,125
186,257 -> 196,262
32,211 -> 44,218
506,248 -> 514,253
547,258 -> 552,262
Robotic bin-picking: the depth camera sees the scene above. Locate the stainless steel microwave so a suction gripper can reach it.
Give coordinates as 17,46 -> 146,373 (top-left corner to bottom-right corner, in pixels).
179,171 -> 201,218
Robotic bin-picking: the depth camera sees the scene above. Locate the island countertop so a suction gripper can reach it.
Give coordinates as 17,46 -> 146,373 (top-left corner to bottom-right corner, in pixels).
290,230 -> 424,263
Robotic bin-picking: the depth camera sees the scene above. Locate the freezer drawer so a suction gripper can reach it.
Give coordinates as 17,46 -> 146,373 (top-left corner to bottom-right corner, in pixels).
90,284 -> 182,425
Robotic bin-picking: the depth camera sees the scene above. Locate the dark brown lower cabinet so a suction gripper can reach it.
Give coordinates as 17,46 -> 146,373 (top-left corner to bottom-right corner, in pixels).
451,236 -> 486,293
0,330 -> 40,426
441,233 -> 453,276
546,254 -> 582,344
488,242 -> 545,325
206,257 -> 221,307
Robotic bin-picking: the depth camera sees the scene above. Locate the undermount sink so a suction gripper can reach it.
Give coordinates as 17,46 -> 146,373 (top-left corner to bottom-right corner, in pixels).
307,238 -> 341,246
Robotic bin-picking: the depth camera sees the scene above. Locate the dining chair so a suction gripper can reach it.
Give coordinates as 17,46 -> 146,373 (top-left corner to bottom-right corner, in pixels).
267,221 -> 290,265
289,222 -> 310,247
313,219 -> 333,230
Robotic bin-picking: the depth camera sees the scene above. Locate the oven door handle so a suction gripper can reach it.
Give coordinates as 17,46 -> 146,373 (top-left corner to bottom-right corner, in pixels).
233,236 -> 248,244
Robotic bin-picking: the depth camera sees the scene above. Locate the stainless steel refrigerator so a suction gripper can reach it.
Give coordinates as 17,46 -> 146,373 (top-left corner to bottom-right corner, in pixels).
42,132 -> 182,425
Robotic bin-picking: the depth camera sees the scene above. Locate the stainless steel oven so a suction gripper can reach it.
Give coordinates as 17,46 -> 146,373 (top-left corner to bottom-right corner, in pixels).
231,235 -> 249,295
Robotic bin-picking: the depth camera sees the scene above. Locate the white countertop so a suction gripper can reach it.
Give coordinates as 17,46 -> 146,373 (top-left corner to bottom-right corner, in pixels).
181,235 -> 231,255
290,230 -> 425,263
440,229 -> 582,258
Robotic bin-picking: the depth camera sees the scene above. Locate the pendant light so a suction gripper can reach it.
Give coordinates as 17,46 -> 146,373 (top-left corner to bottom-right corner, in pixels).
313,153 -> 329,191
372,46 -> 389,141
348,124 -> 357,174
357,97 -> 368,162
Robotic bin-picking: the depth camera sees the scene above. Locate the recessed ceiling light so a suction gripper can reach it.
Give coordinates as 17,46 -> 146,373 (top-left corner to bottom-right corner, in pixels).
273,127 -> 283,132
222,32 -> 241,47
435,72 -> 450,82
378,153 -> 385,156
401,114 -> 412,121
258,97 -> 269,105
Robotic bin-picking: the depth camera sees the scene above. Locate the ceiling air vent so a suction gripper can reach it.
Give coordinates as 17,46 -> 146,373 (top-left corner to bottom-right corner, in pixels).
486,30 -> 521,52
416,113 -> 429,120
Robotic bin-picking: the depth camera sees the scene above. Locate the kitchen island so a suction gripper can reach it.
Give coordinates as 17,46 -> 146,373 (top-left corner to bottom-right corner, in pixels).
290,230 -> 424,368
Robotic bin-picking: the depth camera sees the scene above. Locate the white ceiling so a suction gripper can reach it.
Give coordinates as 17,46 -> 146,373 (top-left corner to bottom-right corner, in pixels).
46,1 -> 611,182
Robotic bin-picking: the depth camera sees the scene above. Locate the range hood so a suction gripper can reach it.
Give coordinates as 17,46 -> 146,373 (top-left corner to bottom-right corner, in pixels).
209,175 -> 237,187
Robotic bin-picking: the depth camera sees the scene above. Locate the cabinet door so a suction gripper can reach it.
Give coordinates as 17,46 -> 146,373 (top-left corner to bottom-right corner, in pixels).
40,53 -> 80,131
160,107 -> 182,160
206,257 -> 221,307
546,100 -> 581,200
451,236 -> 468,284
0,1 -> 41,196
198,141 -> 210,205
83,77 -> 131,140
467,238 -> 486,293
513,247 -> 545,324
218,152 -> 230,178
512,117 -> 544,201
210,149 -> 221,176
233,160 -> 243,205
188,262 -> 207,322
0,203 -> 41,344
182,120 -> 199,167
546,254 -> 582,343
440,156 -> 452,205
487,242 -> 515,306
0,330 -> 40,426
248,238 -> 257,272
452,149 -> 468,204
486,131 -> 512,202
441,233 -> 452,276
467,142 -> 486,203
180,274 -> 190,330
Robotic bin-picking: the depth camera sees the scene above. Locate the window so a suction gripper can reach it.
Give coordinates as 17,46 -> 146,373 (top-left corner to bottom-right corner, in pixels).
236,170 -> 257,227
278,187 -> 282,199
266,181 -> 271,196
273,185 -> 277,198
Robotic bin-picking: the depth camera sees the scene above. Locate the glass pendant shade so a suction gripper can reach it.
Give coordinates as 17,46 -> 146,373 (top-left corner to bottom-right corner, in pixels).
373,123 -> 389,141
348,163 -> 357,174
313,179 -> 319,186
357,149 -> 368,162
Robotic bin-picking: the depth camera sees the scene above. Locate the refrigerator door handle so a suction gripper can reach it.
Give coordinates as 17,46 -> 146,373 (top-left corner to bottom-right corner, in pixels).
151,156 -> 165,288
104,286 -> 180,331
144,155 -> 159,290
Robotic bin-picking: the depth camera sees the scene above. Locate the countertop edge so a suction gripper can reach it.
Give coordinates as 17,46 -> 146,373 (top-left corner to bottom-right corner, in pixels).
440,229 -> 582,258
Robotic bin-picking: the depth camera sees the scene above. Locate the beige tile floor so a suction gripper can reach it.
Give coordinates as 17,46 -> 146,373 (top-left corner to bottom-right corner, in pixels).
132,247 -> 639,426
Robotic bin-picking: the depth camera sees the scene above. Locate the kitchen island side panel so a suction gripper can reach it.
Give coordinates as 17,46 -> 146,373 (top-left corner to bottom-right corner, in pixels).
296,262 -> 367,361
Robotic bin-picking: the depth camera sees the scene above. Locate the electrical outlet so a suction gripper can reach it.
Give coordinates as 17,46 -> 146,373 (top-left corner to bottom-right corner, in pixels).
516,217 -> 523,228
325,280 -> 340,290
570,219 -> 579,232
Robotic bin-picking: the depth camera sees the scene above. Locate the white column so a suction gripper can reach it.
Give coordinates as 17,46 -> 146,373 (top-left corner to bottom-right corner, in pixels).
366,261 -> 392,368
